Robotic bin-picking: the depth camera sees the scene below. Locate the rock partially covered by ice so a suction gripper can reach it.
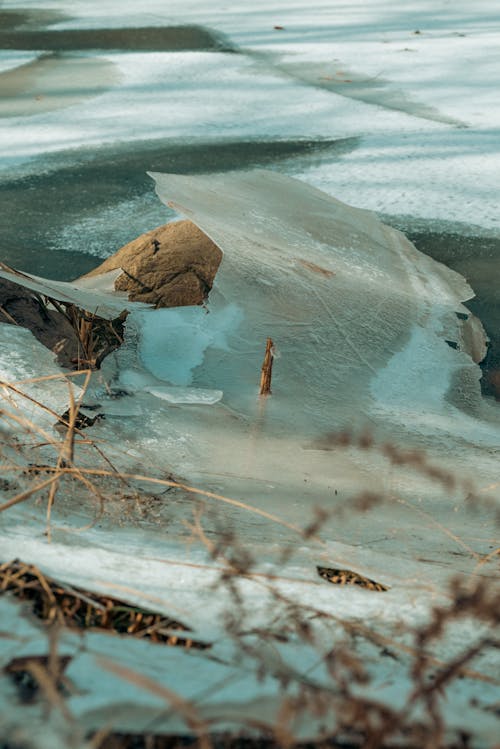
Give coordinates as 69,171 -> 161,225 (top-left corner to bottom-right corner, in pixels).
147,169 -> 488,437
79,219 -> 222,308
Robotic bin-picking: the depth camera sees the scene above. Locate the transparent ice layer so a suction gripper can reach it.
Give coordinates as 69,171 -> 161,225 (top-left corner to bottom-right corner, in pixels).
1,0 -> 500,739
147,169 -> 485,431
0,267 -> 149,319
0,169 -> 498,749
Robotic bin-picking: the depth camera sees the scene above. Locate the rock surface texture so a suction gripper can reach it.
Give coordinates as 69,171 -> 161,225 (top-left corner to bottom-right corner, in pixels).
0,275 -> 80,368
79,220 -> 223,308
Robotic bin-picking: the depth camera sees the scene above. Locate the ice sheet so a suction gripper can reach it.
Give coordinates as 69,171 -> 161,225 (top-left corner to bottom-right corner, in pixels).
146,169 -> 484,434
118,367 -> 223,404
2,0 -> 500,230
1,0 -> 500,743
0,170 -> 498,747
134,304 -> 243,387
0,266 -> 149,319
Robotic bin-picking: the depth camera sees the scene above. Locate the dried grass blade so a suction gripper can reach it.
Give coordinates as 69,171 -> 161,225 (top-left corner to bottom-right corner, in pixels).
0,474 -> 60,512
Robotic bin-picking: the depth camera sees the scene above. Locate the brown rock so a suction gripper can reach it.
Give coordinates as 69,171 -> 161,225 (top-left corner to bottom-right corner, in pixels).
79,220 -> 223,308
0,276 -> 81,368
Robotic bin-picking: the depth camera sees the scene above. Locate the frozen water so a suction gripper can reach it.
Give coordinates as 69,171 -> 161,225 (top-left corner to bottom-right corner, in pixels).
135,304 -> 244,387
0,51 -> 38,74
0,184 -> 498,749
1,0 -> 499,744
148,169 -> 486,435
0,266 -> 150,319
118,367 -> 223,405
146,386 -> 223,404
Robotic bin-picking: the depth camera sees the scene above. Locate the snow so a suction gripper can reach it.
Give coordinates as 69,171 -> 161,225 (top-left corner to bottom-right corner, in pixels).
0,0 -> 499,745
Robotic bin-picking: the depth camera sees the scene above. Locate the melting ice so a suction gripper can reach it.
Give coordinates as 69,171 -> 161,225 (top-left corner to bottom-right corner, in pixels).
0,170 -> 498,745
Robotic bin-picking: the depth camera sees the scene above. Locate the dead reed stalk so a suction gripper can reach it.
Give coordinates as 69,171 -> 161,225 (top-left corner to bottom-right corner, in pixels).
259,337 -> 274,395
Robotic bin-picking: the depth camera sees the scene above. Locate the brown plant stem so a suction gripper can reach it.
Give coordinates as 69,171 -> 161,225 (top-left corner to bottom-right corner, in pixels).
259,337 -> 274,395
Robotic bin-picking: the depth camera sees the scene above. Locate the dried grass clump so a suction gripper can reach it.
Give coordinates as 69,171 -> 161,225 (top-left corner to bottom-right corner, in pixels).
0,559 -> 205,649
58,301 -> 125,370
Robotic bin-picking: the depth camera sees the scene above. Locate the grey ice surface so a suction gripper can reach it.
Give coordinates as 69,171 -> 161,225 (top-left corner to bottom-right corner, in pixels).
0,171 -> 498,746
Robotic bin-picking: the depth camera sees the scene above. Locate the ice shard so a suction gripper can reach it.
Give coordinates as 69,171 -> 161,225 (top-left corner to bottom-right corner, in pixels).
145,169 -> 488,439
0,266 -> 150,320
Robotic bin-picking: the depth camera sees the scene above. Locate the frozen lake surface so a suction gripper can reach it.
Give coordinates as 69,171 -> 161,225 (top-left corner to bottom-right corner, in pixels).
0,1 -> 499,747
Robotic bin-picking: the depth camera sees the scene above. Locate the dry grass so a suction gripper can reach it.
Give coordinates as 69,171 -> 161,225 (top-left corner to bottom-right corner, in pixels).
0,374 -> 499,749
49,297 -> 125,370
0,559 -> 205,649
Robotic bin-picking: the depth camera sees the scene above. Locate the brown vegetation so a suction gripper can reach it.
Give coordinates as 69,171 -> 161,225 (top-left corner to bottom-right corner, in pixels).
0,376 -> 499,749
0,559 -> 205,649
